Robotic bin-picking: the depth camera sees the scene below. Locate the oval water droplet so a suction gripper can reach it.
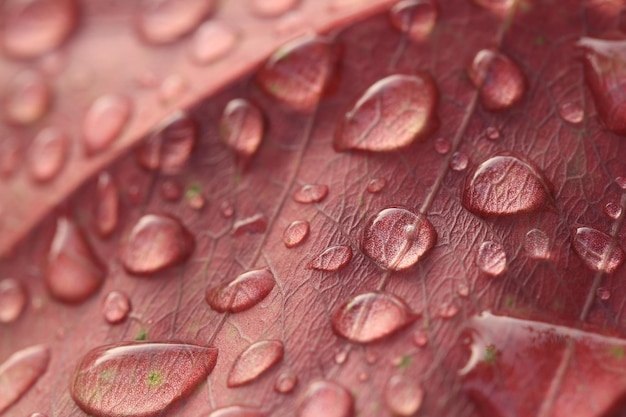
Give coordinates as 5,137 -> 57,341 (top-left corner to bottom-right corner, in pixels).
219,99 -> 265,160
308,245 -> 352,271
462,153 -> 551,217
572,227 -> 625,273
205,268 -> 275,313
158,74 -> 187,104
70,342 -> 218,417
102,290 -> 131,324
597,287 -> 611,300
389,0 -> 437,42
334,349 -> 349,364
471,0 -> 514,14
457,282 -> 470,297
524,228 -> 550,259
135,0 -> 214,44
477,241 -> 507,276
275,371 -> 298,393
367,178 -> 387,193
434,137 -> 451,154
4,70 -> 51,125
604,201 -> 622,220
439,301 -> 460,318
95,172 -> 119,237
559,101 -> 584,125
283,220 -> 310,248
362,208 -> 437,271
189,21 -> 237,65
332,292 -> 417,344
46,218 -> 106,303
384,374 -> 424,416
30,413 -> 48,417
413,331 -> 428,347
334,74 -> 439,152
468,49 -> 527,111
120,214 -> 195,275
208,406 -> 266,417
159,179 -> 182,202
0,278 -> 27,323
485,126 -> 500,140
298,380 -> 353,417
232,213 -> 268,236
293,184 -> 328,204
83,94 -> 132,155
27,127 -> 68,183
228,340 -> 284,387
257,35 -> 337,112
220,201 -> 235,218
616,176 -> 626,190
0,345 -> 50,414
450,151 -> 469,171
251,0 -> 298,16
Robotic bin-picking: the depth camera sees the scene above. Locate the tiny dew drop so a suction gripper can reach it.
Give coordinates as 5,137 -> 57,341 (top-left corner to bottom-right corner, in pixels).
0,345 -> 50,414
334,349 -> 349,364
485,126 -> 500,140
308,245 -> 352,271
558,101 -> 584,125
158,74 -> 187,104
189,21 -> 237,65
0,278 -> 27,323
457,282 -> 470,297
219,99 -> 265,160
208,406 -> 266,417
439,301 -> 460,318
297,380 -> 353,417
30,413 -> 48,417
597,287 -> 611,301
293,184 -> 329,204
159,179 -> 183,202
283,220 -> 310,248
275,372 -> 298,393
572,227 -> 625,273
185,184 -> 205,210
524,229 -> 550,260
476,241 -> 507,276
251,0 -> 298,17
27,127 -> 68,183
450,151 -> 469,171
389,0 -> 438,42
95,172 -> 119,237
384,374 -> 424,416
82,94 -> 132,156
434,137 -> 451,154
102,290 -> 131,324
4,70 -> 51,125
220,201 -> 235,218
135,0 -> 214,44
604,201 -> 623,220
413,331 -> 428,347
367,177 -> 387,193
205,268 -> 275,313
227,340 -> 284,387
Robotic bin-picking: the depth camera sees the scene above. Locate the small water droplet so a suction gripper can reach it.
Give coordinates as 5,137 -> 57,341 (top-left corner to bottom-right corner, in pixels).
293,184 -> 329,204
334,74 -> 439,152
468,49 -> 527,111
27,127 -> 68,182
135,0 -> 214,44
462,153 -> 551,217
160,179 -> 183,202
275,372 -> 298,393
283,220 -> 310,248
297,380 -> 353,417
457,282 -> 470,297
0,345 -> 50,414
616,176 -> 626,190
434,137 -> 451,154
597,287 -> 611,300
158,74 -> 187,104
4,70 -> 51,125
46,218 -> 106,303
232,213 -> 268,236
485,126 -> 500,140
251,0 -> 298,16
189,21 -> 237,65
558,101 -> 585,124
228,340 -> 284,387
334,349 -> 349,364
308,245 -> 352,271
95,172 -> 119,237
367,178 -> 387,193
572,227 -> 625,273
470,0 -> 514,14
205,268 -> 275,313
384,374 -> 424,416
30,413 -> 48,417
365,350 -> 378,364
220,99 -> 265,160
0,278 -> 27,323
450,151 -> 469,171
102,290 -> 131,324
413,331 -> 428,347
82,94 -> 132,155
604,201 -> 623,220
220,201 -> 235,218
185,189 -> 205,210
389,0 -> 437,42
439,301 -> 460,318
358,371 -> 369,382
120,214 -> 195,275
332,292 -> 417,344
476,241 -> 507,276
207,406 -> 266,417
524,228 -> 550,259
362,208 -> 437,271
70,342 -> 218,417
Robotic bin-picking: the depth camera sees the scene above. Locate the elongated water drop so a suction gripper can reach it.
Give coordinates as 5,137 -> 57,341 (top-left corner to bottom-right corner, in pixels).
476,241 -> 507,276
232,213 -> 268,236
95,172 -> 119,237
308,245 -> 352,271
251,0 -> 298,16
4,70 -> 51,125
384,374 -> 424,416
283,220 -> 310,248
0,278 -> 27,323
189,21 -> 237,65
275,372 -> 298,393
524,228 -> 550,259
205,268 -> 275,313
135,0 -> 214,44
228,340 -> 284,387
367,178 -> 387,193
559,101 -> 584,125
219,99 -> 264,160
102,290 -> 131,324
572,227 -> 625,273
293,184 -> 328,204
208,406 -> 266,417
83,94 -> 132,155
389,0 -> 437,42
27,127 -> 68,183
0,345 -> 50,414
298,380 -> 353,417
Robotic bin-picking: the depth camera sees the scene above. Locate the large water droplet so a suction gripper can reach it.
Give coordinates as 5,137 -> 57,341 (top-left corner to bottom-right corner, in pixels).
94,172 -> 119,237
298,380 -> 353,417
4,70 -> 51,125
572,227 -> 625,273
135,0 -> 214,44
362,208 -> 437,271
0,345 -> 50,414
232,213 -> 268,236
208,406 -> 266,417
334,74 -> 439,152
251,0 -> 298,16
476,241 -> 507,276
120,214 -> 195,275
283,220 -> 310,248
293,184 -> 329,204
46,218 -> 106,303
70,342 -> 218,417
102,290 -> 131,324
0,278 -> 27,323
189,21 -> 237,65
219,99 -> 265,160
228,340 -> 284,387
275,371 -> 298,393
389,0 -> 437,42
604,201 -> 623,220
205,268 -> 275,313
308,245 -> 353,271
462,153 -> 551,217
256,35 -> 337,112
558,101 -> 585,125
524,228 -> 550,259
332,292 -> 417,344
468,49 -> 527,111
82,94 -> 132,155
384,374 -> 424,416
27,127 -> 68,183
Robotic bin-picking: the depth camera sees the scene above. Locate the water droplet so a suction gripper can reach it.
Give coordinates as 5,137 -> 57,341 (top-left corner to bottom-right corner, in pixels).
220,201 -> 235,218
616,176 -> 626,190
334,349 -> 349,364
462,153 -> 551,217
367,178 -> 387,193
457,282 -> 470,297
283,220 -> 310,248
1,0 -> 78,58
358,371 -> 369,382
384,374 -> 424,416
362,208 -> 437,271
524,228 -> 550,259
232,213 -> 268,236
332,292 -> 417,344
205,268 -> 275,313
0,278 -> 27,323
477,241 -> 507,276
485,126 -> 500,140
27,127 -> 68,182
228,340 -> 284,387
365,351 -> 378,364
46,218 -> 106,303
450,151 -> 469,171
158,74 -> 187,104
30,413 -> 48,417
597,287 -> 611,300
334,74 -> 439,152
297,380 -> 353,417
135,0 -> 215,44
160,179 -> 183,202
4,70 -> 51,125
413,331 -> 428,347
257,35 -> 337,112
219,99 -> 265,160
470,0 -> 514,14
293,184 -> 328,204
82,94 -> 132,155
434,137 -> 451,154
308,245 -> 352,271
558,101 -> 584,124
389,0 -> 437,42
70,342 -> 218,417
275,372 -> 298,393
468,49 -> 527,111
604,201 -> 623,220
572,227 -> 625,273
95,172 -> 119,237
185,188 -> 205,210
102,290 -> 131,324
189,21 -> 237,65
439,301 -> 460,318
251,0 -> 298,16
208,406 -> 266,417
120,214 -> 195,275
0,345 -> 50,414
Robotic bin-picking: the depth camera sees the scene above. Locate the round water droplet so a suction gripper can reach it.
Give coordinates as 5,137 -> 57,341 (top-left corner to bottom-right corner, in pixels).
95,172 -> 119,237
46,218 -> 106,303
468,49 -> 527,111
0,278 -> 27,323
102,290 -> 131,324
462,153 -> 551,217
257,35 -> 337,112
283,220 -> 310,248
275,372 -> 298,393
332,292 -> 417,344
558,101 -> 584,124
4,70 -> 51,125
358,371 -> 369,382
1,0 -> 78,58
135,0 -> 215,44
367,178 -> 387,193
413,331 -> 428,347
251,0 -> 298,16
232,213 -> 268,236
450,151 -> 469,171
0,345 -> 50,414
362,208 -> 437,271
334,74 -> 439,152
158,74 -> 187,104
389,0 -> 437,42
308,245 -> 352,271
219,99 -> 265,160
220,201 -> 235,218
604,201 -> 623,220
189,21 -> 237,65
524,228 -> 550,259
485,126 -> 500,140
477,241 -> 507,276
293,184 -> 328,204
365,351 -> 378,364
572,227 -> 625,273
597,287 -> 611,300
205,268 -> 275,313
471,0 -> 514,14
160,179 -> 183,202
70,342 -> 218,417
434,137 -> 451,154
457,282 -> 470,297
439,301 -> 460,318
27,127 -> 68,183
228,340 -> 284,387
120,214 -> 195,275
82,94 -> 132,155
186,190 -> 205,210
208,406 -> 266,417
384,374 -> 424,416
298,380 -> 353,417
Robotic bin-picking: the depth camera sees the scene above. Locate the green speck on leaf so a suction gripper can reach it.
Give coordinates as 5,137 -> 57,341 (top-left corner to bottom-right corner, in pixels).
135,328 -> 147,341
186,183 -> 202,198
483,344 -> 498,364
396,354 -> 412,369
610,346 -> 625,360
534,35 -> 545,46
147,370 -> 163,388
504,295 -> 515,308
